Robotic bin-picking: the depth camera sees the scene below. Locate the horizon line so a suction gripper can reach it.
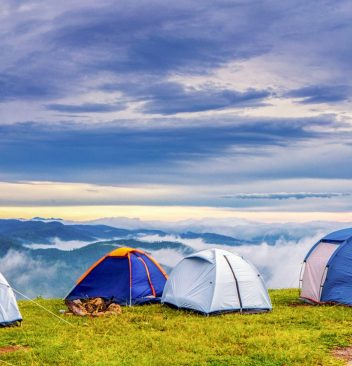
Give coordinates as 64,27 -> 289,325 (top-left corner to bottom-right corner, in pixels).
0,205 -> 351,223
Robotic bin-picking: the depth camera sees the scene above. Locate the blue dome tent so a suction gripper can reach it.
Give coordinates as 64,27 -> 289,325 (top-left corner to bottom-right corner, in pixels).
300,228 -> 352,305
65,247 -> 168,305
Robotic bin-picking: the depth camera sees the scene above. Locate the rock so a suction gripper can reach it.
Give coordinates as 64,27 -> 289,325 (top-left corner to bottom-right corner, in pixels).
66,300 -> 88,316
66,298 -> 122,317
107,303 -> 122,314
91,311 -> 105,317
90,298 -> 104,307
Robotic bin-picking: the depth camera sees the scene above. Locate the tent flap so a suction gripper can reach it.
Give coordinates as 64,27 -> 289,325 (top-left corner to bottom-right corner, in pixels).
300,242 -> 339,303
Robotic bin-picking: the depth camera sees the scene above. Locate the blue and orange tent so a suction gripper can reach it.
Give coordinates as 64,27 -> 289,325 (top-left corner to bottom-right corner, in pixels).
65,247 -> 168,305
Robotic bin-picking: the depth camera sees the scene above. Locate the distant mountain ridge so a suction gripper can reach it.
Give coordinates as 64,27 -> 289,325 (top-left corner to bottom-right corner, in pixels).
0,219 -> 132,243
32,217 -> 63,221
0,218 -> 280,298
0,219 -> 253,247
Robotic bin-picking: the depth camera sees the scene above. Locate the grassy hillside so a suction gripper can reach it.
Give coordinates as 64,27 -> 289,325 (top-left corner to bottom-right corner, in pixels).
1,289 -> 352,365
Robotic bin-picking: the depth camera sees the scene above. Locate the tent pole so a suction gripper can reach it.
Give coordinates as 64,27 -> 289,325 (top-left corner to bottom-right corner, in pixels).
318,266 -> 329,301
224,255 -> 243,313
128,253 -> 132,307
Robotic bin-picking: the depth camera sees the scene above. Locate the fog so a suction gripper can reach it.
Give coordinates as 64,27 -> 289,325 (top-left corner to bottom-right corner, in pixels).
0,250 -> 70,298
139,232 -> 323,288
0,218 -> 348,297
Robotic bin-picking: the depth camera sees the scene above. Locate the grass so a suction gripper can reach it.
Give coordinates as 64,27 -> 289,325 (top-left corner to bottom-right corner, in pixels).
1,289 -> 352,365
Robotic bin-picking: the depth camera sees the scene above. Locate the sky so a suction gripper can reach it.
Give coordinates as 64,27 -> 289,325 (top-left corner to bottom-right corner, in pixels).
1,0 -> 352,221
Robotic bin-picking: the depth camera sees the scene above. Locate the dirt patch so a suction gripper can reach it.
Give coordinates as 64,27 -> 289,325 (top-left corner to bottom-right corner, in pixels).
332,346 -> 352,365
0,345 -> 29,354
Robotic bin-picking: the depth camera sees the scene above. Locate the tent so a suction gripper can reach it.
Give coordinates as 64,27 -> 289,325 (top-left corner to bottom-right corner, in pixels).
300,228 -> 352,305
161,248 -> 272,314
65,247 -> 168,305
0,272 -> 22,327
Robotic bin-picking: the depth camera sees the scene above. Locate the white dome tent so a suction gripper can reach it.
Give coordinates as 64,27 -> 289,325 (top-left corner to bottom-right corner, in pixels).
162,248 -> 271,314
0,272 -> 22,327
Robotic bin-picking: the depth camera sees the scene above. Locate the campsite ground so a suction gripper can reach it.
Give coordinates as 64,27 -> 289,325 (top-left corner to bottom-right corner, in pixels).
1,289 -> 352,365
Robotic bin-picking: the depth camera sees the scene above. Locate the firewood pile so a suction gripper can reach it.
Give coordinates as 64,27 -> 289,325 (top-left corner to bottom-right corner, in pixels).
65,298 -> 122,317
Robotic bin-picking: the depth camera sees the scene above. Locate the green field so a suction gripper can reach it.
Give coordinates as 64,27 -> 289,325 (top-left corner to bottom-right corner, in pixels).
1,289 -> 351,365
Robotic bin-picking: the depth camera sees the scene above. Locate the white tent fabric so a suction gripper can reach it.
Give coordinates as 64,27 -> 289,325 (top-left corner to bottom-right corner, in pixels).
300,242 -> 339,302
0,272 -> 22,326
162,249 -> 272,314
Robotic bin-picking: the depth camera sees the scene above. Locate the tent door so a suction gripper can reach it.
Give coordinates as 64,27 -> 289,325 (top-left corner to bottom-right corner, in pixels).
301,242 -> 339,302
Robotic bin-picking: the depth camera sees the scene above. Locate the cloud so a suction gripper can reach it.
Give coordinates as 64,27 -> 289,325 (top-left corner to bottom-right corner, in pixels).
286,85 -> 351,104
146,248 -> 185,269
137,231 -> 325,288
0,0 -> 351,127
46,102 -> 126,113
1,218 -> 351,297
233,235 -> 321,288
103,81 -> 272,114
0,0 -> 273,105
48,0 -> 271,75
90,217 -> 350,242
0,72 -> 61,101
136,216 -> 351,288
223,192 -> 351,200
0,116 -> 340,184
0,250 -> 70,298
1,129 -> 351,211
1,226 -> 321,295
0,234 -> 322,294
24,237 -> 94,251
1,0 -> 352,211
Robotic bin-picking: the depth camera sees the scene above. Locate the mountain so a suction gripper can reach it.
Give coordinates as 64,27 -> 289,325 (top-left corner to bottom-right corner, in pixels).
0,218 -> 342,299
32,217 -> 63,221
1,237 -> 194,298
0,219 -> 132,243
0,218 -> 264,298
0,219 -> 257,247
0,235 -> 23,256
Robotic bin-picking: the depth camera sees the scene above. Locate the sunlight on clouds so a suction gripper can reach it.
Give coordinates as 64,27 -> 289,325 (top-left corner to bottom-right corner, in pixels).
0,181 -> 189,204
0,179 -> 351,217
170,55 -> 352,121
242,97 -> 325,119
0,205 -> 351,222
